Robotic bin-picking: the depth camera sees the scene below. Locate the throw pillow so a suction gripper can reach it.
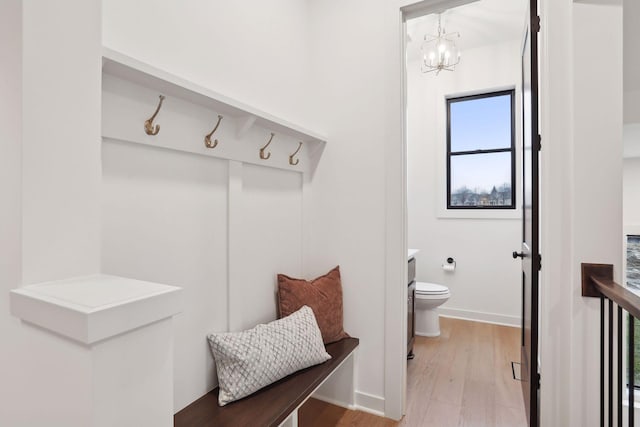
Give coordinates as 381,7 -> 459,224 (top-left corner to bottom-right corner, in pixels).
207,305 -> 331,406
277,266 -> 349,344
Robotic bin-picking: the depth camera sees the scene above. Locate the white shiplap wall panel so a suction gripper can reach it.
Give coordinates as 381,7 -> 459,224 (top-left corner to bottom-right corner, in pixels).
101,140 -> 229,411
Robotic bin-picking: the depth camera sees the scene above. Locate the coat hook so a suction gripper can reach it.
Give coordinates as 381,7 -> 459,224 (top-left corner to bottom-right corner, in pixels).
205,115 -> 223,148
260,133 -> 275,160
144,95 -> 165,136
289,142 -> 303,166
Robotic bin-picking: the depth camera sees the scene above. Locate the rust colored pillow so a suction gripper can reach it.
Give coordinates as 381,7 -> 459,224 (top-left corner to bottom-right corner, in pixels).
277,266 -> 349,344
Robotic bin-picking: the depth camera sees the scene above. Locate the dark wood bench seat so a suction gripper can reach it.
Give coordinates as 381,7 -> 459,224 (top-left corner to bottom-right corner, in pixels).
174,337 -> 359,427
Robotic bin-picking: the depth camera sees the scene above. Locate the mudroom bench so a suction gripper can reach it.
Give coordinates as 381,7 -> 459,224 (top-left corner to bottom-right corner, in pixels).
174,337 -> 359,427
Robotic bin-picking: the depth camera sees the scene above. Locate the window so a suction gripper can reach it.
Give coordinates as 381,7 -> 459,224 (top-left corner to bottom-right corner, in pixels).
627,235 -> 640,387
447,90 -> 515,209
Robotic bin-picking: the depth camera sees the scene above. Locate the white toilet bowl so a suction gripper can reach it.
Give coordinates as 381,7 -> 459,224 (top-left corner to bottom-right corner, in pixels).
415,282 -> 450,337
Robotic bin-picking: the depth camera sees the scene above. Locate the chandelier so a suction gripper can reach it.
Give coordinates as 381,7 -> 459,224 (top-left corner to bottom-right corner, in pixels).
421,14 -> 461,75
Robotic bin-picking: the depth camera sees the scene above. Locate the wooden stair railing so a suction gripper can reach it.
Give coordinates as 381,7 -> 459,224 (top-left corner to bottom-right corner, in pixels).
582,263 -> 638,427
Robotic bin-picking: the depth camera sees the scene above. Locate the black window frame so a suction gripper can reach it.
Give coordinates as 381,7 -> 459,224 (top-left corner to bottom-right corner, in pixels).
446,89 -> 516,210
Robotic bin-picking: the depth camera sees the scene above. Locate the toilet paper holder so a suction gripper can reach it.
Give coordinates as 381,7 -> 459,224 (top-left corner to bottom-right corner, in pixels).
442,257 -> 456,271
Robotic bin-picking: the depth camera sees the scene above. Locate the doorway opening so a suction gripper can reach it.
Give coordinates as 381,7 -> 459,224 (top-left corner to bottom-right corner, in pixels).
400,0 -> 537,424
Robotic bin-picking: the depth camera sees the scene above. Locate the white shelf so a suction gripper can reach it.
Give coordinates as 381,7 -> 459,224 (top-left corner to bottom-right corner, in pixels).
101,48 -> 327,175
10,275 -> 182,345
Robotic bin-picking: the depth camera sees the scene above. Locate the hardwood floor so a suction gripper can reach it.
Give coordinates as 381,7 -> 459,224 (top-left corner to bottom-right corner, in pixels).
299,317 -> 527,427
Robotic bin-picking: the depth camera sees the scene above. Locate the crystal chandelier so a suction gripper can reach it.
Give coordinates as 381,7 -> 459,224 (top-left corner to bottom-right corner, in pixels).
421,14 -> 461,75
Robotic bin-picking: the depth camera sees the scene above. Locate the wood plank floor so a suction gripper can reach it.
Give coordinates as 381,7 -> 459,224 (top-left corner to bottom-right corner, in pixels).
299,317 -> 527,427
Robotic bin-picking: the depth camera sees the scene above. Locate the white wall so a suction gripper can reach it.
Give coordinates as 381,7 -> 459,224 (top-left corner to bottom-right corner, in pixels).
623,0 -> 640,221
101,145 -> 304,414
101,141 -> 229,411
624,157 -> 640,228
102,0 -> 313,129
102,0 -> 309,412
535,1 -> 624,425
237,164 -> 303,329
537,1 -> 625,425
569,4 -> 623,426
624,124 -> 640,157
305,0 -> 405,416
0,0 -> 24,423
22,0 -> 102,284
407,39 -> 522,326
624,0 -> 640,124
1,0 -> 103,426
624,89 -> 640,124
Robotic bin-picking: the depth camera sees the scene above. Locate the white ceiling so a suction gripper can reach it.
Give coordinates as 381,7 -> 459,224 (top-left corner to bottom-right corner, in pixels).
405,0 -> 528,62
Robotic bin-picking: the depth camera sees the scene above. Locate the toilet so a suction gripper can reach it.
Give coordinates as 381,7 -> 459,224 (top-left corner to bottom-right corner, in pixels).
415,282 -> 451,337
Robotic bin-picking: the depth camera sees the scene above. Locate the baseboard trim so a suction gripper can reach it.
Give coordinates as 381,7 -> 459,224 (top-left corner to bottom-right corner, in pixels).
313,391 -> 386,418
354,391 -> 385,417
438,307 -> 520,328
311,393 -> 355,411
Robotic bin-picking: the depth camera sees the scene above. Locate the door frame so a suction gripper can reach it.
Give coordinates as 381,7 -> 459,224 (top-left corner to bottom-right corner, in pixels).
390,0 -> 539,421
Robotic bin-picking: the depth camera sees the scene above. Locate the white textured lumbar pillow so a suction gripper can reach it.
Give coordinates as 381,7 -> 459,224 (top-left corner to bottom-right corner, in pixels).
207,305 -> 331,406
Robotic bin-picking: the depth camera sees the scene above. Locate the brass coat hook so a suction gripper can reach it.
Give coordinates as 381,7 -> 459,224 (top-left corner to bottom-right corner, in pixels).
289,142 -> 303,166
144,95 -> 165,136
260,133 -> 275,160
205,115 -> 223,148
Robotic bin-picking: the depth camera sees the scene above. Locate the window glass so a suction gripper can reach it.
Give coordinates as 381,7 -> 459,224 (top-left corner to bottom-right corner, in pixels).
450,94 -> 512,152
450,152 -> 512,207
627,235 -> 640,386
628,235 -> 640,291
447,90 -> 515,209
